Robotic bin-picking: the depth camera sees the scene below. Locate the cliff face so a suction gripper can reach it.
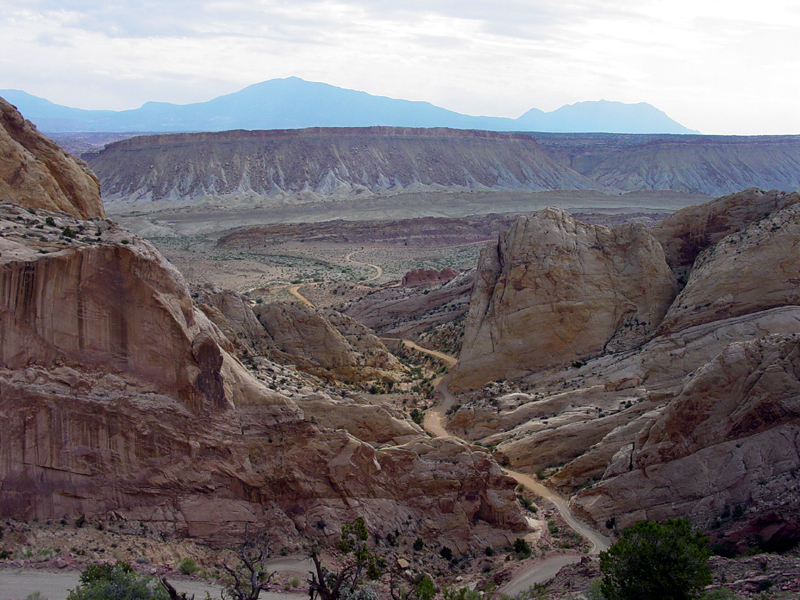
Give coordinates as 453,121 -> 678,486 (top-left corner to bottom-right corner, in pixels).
449,188 -> 800,545
452,208 -> 679,390
0,120 -> 527,549
87,127 -> 600,203
0,97 -> 103,219
572,334 -> 800,545
0,201 -> 527,549
536,133 -> 800,197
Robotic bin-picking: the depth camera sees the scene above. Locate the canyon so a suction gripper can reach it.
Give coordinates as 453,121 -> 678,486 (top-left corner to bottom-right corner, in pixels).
445,188 -> 800,554
3,90 -> 800,598
0,97 -> 528,555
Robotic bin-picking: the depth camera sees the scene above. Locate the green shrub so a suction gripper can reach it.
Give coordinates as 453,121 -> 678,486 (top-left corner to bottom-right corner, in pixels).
513,538 -> 531,558
66,562 -> 169,600
600,518 -> 711,600
178,557 -> 198,575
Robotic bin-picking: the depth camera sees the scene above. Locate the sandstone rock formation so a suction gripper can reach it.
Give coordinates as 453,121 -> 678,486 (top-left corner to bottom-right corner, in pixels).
0,201 -> 527,550
651,188 -> 800,281
657,202 -> 800,334
402,268 -> 459,287
0,119 -> 528,551
343,270 -> 474,339
0,96 -> 103,219
572,334 -> 800,549
448,188 -> 800,545
452,208 -> 679,390
193,284 -> 405,384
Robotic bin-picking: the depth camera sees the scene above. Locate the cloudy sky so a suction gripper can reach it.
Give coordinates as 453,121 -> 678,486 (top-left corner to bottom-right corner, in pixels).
1,0 -> 798,134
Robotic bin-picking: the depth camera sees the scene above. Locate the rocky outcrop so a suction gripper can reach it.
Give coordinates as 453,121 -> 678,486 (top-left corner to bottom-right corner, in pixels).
193,284 -> 405,383
651,188 -> 800,280
0,202 -> 527,550
402,268 -> 459,287
658,202 -> 800,334
0,96 -> 103,219
451,208 -> 679,390
572,334 -> 800,550
449,189 -> 800,543
344,270 -> 474,339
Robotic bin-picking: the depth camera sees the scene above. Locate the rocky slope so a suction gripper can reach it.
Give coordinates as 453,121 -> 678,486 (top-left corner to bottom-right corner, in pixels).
84,128 -> 800,210
447,188 -> 800,548
0,122 -> 528,550
87,127 -> 600,204
536,133 -> 800,197
0,97 -> 103,219
193,283 -> 405,384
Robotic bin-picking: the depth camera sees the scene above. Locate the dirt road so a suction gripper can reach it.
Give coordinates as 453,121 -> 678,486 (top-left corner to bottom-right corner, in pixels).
408,343 -> 610,595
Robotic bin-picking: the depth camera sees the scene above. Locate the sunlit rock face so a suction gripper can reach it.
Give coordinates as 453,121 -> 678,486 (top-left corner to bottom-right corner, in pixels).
0,96 -> 103,219
452,207 -> 679,391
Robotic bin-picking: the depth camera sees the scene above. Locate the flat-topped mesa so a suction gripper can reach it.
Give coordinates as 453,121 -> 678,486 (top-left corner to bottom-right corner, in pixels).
0,96 -> 103,219
86,126 -> 600,203
451,207 -> 679,391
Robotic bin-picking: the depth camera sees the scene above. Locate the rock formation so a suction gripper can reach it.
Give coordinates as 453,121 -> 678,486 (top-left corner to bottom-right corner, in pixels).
451,208 -> 679,390
193,284 -> 405,383
572,334 -> 800,549
448,188 -> 800,545
537,133 -> 800,197
86,128 -> 599,206
0,118 -> 528,551
0,96 -> 103,219
402,268 -> 459,287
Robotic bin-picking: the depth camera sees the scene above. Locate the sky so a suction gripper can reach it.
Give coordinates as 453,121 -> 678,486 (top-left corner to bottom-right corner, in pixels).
1,0 -> 798,135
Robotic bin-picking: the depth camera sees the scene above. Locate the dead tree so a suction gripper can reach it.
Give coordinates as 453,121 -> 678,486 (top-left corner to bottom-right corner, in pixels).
217,524 -> 276,600
307,548 -> 358,600
160,577 -> 195,600
307,517 -> 383,600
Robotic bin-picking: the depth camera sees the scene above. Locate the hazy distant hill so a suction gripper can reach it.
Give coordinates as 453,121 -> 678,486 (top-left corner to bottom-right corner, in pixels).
0,78 -> 695,134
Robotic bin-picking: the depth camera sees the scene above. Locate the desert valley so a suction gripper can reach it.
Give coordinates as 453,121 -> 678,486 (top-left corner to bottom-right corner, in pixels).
1,84 -> 800,600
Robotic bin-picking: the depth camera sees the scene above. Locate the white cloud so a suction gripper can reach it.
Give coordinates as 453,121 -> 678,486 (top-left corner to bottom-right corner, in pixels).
0,0 -> 798,133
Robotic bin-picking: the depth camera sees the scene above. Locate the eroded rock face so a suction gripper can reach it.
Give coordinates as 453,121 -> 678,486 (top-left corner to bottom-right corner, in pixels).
572,335 -> 800,548
0,97 -> 103,219
658,203 -> 800,334
452,208 -> 679,391
652,188 -> 800,281
449,189 -> 800,542
0,204 -> 527,549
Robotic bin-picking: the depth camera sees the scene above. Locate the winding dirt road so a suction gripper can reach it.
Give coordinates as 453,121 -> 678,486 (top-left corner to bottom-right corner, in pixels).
411,344 -> 610,595
344,250 -> 383,281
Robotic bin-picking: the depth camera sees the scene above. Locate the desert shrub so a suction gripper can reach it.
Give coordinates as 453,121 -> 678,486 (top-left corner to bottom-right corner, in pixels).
178,557 -> 198,575
599,518 -> 711,600
66,562 -> 169,600
513,538 -> 531,558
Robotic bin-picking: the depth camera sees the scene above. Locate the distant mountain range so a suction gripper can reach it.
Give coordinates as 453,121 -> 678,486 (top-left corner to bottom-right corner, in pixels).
0,77 -> 697,135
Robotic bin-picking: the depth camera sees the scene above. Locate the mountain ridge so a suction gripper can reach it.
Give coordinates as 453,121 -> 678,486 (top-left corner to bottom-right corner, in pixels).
0,77 -> 696,134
